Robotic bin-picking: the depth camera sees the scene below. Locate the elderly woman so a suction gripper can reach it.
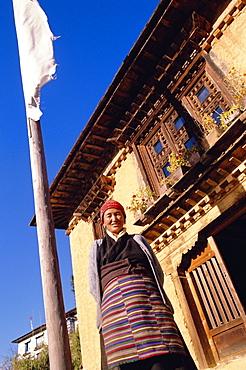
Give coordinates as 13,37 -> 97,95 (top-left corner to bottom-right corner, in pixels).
89,200 -> 190,370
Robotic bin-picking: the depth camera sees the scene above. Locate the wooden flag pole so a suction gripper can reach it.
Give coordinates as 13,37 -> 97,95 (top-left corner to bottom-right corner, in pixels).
28,118 -> 72,370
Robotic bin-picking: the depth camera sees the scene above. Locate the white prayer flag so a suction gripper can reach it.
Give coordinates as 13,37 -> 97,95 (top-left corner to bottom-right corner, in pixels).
12,0 -> 57,121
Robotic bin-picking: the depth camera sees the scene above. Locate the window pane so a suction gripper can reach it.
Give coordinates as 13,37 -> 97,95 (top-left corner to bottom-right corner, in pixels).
163,163 -> 171,177
25,342 -> 30,353
36,335 -> 43,347
212,106 -> 223,124
174,116 -> 185,130
153,139 -> 163,154
196,86 -> 210,103
67,318 -> 76,333
185,137 -> 197,149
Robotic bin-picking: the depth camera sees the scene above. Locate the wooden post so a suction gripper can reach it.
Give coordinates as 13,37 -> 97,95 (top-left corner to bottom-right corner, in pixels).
28,118 -> 72,370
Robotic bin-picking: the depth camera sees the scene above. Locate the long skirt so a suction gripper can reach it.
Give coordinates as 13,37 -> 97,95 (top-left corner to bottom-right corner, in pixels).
101,274 -> 186,369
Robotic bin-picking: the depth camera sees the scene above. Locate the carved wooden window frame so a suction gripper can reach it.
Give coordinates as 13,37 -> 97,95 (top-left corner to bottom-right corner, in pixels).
182,60 -> 233,128
139,109 -> 192,189
134,58 -> 234,195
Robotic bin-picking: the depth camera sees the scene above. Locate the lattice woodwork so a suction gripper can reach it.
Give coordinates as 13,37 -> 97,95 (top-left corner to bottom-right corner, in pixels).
147,129 -> 169,164
145,128 -> 170,183
135,53 -> 234,189
186,72 -> 230,118
190,257 -> 241,330
140,105 -> 196,185
163,110 -> 190,148
186,236 -> 246,360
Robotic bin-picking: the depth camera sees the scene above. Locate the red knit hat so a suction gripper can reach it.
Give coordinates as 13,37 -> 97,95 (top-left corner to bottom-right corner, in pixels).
100,200 -> 126,222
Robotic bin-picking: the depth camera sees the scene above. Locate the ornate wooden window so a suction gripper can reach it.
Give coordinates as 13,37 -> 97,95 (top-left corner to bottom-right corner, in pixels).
137,108 -> 197,192
196,85 -> 210,103
153,139 -> 164,155
134,60 -> 234,195
174,116 -> 185,130
184,69 -> 231,126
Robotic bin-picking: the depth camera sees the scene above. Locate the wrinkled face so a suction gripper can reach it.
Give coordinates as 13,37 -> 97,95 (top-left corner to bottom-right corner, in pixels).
103,208 -> 125,235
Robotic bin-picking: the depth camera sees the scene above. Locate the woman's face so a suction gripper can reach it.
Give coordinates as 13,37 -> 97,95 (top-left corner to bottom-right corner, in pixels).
103,208 -> 125,235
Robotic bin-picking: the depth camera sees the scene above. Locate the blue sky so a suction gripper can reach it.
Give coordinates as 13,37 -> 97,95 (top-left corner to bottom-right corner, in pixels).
0,0 -> 160,362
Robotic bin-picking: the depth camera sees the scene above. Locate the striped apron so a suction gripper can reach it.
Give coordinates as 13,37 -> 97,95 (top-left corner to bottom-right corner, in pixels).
101,274 -> 186,369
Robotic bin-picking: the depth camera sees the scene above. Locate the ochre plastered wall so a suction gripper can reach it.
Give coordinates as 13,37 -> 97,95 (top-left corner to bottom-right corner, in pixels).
208,4 -> 246,75
111,151 -> 145,235
68,152 -> 144,370
69,220 -> 101,370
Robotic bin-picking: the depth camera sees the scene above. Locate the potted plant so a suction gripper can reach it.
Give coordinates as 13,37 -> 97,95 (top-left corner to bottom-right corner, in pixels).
201,113 -> 223,135
159,177 -> 174,195
200,68 -> 246,150
165,145 -> 201,184
219,104 -> 241,128
167,144 -> 200,175
127,186 -> 157,218
226,67 -> 246,110
218,68 -> 246,127
200,113 -> 224,151
167,151 -> 190,173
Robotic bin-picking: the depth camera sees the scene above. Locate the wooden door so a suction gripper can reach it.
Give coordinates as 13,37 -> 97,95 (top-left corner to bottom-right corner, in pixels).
186,236 -> 246,361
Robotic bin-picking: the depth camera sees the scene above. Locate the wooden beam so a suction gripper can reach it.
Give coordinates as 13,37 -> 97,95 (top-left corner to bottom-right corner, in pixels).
142,49 -> 158,61
167,214 -> 178,222
94,123 -> 110,131
73,161 -> 91,169
108,101 -> 125,111
85,143 -> 105,151
53,188 -> 80,196
176,206 -> 187,215
90,134 -> 108,141
229,156 -> 242,166
115,89 -> 132,99
61,180 -> 85,186
80,152 -> 101,159
206,178 -> 218,186
217,168 -> 230,177
185,198 -> 197,207
195,189 -> 207,198
122,75 -> 142,87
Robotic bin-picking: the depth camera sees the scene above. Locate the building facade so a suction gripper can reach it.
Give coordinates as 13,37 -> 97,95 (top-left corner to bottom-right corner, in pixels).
12,308 -> 77,358
43,1 -> 246,369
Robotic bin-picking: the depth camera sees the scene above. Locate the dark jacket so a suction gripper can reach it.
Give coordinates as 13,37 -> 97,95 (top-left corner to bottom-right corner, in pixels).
88,234 -> 173,330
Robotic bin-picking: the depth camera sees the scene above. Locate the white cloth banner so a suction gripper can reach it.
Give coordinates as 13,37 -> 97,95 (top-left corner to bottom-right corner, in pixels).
12,0 -> 57,121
